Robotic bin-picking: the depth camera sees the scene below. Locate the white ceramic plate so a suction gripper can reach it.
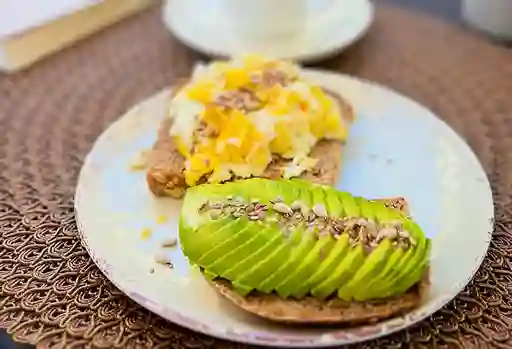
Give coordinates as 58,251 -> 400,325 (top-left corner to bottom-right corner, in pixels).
162,0 -> 374,63
75,69 -> 494,347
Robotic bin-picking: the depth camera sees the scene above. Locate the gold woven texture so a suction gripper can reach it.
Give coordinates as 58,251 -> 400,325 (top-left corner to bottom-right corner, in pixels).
0,3 -> 511,349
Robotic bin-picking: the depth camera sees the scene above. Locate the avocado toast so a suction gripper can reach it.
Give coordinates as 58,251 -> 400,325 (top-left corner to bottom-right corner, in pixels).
145,55 -> 354,199
179,178 -> 431,324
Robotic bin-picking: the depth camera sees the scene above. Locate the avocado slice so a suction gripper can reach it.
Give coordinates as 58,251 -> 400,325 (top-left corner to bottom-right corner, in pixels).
179,183 -> 236,230
277,233 -> 335,299
372,199 -> 402,224
367,241 -> 417,299
394,238 -> 431,294
322,187 -> 345,218
205,223 -> 275,276
311,244 -> 366,299
309,185 -> 326,208
230,232 -> 286,296
365,218 -> 427,299
358,197 -> 376,221
179,178 -> 430,302
259,225 -> 316,294
181,217 -> 238,262
298,234 -> 350,298
337,239 -> 393,301
196,218 -> 255,266
223,227 -> 282,281
380,229 -> 428,298
358,246 -> 405,300
269,179 -> 299,203
337,191 -> 360,217
233,227 -> 294,293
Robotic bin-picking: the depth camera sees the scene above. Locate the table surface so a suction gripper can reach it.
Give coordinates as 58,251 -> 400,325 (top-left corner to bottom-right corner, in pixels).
0,0 -> 507,348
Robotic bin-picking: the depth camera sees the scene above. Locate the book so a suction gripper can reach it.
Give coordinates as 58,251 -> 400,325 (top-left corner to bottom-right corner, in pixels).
0,0 -> 152,72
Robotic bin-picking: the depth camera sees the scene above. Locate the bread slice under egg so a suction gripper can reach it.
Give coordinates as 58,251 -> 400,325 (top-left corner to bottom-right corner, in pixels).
145,80 -> 355,199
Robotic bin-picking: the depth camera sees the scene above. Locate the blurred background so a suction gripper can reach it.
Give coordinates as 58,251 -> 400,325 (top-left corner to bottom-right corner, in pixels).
0,0 -> 509,73
0,0 -> 509,348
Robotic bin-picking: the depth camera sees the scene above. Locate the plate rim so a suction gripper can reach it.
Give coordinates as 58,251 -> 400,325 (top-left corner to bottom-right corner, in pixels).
74,69 -> 494,348
161,0 -> 375,63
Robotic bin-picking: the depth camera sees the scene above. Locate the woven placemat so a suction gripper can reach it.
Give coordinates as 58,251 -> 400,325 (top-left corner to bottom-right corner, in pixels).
0,3 -> 511,349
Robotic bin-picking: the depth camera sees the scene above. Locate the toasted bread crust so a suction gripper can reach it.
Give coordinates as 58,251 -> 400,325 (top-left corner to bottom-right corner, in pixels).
210,271 -> 429,325
208,197 -> 430,325
145,81 -> 354,198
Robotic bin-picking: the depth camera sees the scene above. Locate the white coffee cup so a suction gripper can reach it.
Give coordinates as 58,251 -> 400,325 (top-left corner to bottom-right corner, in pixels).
220,0 -> 309,38
463,0 -> 512,39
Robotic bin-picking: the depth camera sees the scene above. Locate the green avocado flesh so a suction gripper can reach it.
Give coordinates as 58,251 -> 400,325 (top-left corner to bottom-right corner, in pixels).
179,178 -> 431,301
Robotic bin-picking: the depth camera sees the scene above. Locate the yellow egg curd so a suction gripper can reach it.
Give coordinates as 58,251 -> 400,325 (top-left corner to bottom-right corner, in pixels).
167,55 -> 351,186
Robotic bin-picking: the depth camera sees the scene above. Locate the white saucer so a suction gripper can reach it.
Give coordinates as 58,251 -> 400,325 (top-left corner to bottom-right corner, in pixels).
162,0 -> 375,63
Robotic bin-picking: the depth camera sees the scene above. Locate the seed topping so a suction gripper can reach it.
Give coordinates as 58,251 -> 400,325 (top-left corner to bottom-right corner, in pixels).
198,196 -> 416,252
312,204 -> 327,217
273,202 -> 293,215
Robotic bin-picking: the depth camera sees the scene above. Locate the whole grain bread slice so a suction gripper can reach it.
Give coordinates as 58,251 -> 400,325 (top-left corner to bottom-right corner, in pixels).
208,197 -> 431,325
145,81 -> 355,198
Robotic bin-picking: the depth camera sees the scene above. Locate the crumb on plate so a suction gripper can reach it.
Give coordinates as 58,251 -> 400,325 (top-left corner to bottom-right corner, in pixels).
141,227 -> 152,240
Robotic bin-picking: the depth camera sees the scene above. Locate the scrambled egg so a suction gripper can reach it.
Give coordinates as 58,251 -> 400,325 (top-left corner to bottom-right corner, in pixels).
168,55 -> 351,186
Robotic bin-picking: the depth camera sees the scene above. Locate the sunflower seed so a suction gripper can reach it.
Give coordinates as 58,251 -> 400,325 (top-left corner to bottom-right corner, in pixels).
258,204 -> 269,211
312,204 -> 327,217
232,211 -> 243,218
398,230 -> 411,239
249,215 -> 260,221
376,227 -> 398,241
332,220 -> 345,232
348,229 -> 359,238
358,228 -> 368,244
366,220 -> 378,237
300,205 -> 310,217
209,210 -> 221,220
291,201 -> 304,211
356,218 -> 368,226
273,202 -> 293,215
344,218 -> 358,229
398,240 -> 409,249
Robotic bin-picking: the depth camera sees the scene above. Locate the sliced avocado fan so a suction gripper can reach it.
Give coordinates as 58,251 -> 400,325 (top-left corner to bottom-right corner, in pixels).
179,178 -> 430,301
